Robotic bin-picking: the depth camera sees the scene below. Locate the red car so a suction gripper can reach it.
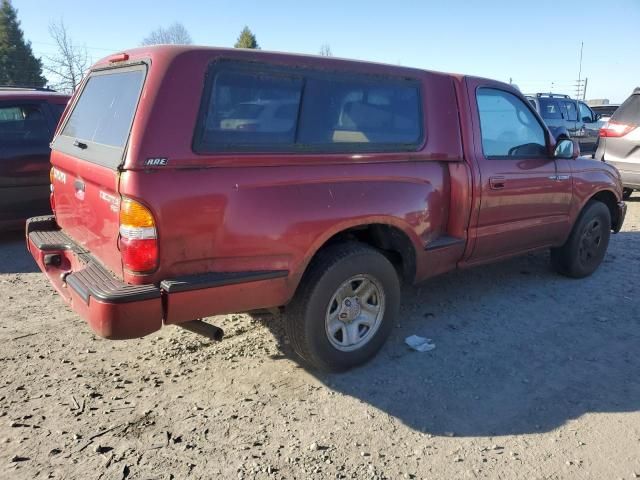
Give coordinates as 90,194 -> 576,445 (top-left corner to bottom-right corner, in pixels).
1,87 -> 69,231
26,46 -> 626,371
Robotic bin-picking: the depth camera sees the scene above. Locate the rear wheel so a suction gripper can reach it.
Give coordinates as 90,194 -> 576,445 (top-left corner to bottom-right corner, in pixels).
551,200 -> 611,278
623,188 -> 633,200
284,242 -> 400,372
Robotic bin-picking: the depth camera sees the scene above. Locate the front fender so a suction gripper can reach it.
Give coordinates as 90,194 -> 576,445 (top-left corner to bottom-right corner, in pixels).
569,157 -> 623,226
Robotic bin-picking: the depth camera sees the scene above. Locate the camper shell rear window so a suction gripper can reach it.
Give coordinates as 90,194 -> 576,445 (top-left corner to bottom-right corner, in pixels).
53,64 -> 146,169
193,60 -> 424,153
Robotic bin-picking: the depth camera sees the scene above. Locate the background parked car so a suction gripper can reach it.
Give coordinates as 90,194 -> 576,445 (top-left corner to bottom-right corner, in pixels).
0,86 -> 69,231
526,93 -> 600,153
595,88 -> 640,200
592,104 -> 620,125
590,104 -> 620,155
215,100 -> 299,133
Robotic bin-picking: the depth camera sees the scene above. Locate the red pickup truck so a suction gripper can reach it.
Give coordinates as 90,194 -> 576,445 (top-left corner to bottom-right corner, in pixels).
26,46 -> 626,371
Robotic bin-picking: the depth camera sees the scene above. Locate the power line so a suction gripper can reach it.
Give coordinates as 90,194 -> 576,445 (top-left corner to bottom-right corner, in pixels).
30,40 -> 116,53
574,78 -> 588,101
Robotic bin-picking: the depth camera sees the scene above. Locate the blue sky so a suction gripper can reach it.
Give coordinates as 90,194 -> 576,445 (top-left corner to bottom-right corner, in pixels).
13,0 -> 640,102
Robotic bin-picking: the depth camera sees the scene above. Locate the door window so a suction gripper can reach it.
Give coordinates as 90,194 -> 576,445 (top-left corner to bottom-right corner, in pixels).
49,103 -> 66,125
476,88 -> 547,159
578,102 -> 594,123
0,104 -> 50,147
538,98 -> 562,120
560,100 -> 578,121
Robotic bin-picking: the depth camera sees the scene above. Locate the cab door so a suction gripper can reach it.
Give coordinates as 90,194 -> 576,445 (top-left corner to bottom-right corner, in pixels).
559,99 -> 579,138
578,101 -> 599,154
465,81 -> 573,263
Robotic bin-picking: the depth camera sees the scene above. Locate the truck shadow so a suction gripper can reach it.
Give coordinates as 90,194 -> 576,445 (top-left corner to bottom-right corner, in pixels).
0,232 -> 38,274
265,231 -> 640,437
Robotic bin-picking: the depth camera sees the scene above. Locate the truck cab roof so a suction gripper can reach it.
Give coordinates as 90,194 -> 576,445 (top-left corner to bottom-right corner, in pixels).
0,88 -> 70,103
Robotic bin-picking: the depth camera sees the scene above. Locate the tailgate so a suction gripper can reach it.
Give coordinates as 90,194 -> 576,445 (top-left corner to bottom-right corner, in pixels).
50,64 -> 147,277
51,152 -> 122,275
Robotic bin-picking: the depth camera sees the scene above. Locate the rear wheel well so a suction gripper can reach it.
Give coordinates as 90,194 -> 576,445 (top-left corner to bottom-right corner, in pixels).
589,190 -> 619,230
319,224 -> 417,284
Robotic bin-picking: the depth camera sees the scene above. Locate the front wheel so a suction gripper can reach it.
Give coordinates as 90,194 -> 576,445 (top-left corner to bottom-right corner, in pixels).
551,200 -> 611,278
284,243 -> 400,372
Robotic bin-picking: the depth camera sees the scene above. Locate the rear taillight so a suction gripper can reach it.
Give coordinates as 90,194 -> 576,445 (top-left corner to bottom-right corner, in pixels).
599,121 -> 637,138
119,198 -> 158,272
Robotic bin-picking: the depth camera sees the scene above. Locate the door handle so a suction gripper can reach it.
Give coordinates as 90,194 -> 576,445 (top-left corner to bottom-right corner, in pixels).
548,174 -> 570,181
489,176 -> 505,190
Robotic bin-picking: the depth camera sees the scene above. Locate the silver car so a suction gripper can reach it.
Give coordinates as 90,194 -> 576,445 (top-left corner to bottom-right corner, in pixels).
595,88 -> 640,200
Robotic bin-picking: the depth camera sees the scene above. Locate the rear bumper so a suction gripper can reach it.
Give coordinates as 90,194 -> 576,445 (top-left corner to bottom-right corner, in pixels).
26,216 -> 292,339
620,170 -> 640,190
26,216 -> 163,339
606,160 -> 640,189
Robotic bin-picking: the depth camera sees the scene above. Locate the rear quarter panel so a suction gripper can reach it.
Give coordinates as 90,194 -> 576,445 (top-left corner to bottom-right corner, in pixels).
121,161 -> 450,289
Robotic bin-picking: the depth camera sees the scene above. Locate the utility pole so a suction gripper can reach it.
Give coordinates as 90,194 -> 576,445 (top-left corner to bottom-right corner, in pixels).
575,78 -> 587,99
582,77 -> 588,100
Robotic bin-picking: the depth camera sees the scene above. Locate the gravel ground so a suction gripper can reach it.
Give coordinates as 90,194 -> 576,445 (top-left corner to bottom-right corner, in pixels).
1,198 -> 639,480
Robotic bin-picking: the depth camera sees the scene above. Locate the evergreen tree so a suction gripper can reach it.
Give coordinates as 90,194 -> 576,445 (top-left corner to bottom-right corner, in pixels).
234,26 -> 259,49
0,0 -> 46,87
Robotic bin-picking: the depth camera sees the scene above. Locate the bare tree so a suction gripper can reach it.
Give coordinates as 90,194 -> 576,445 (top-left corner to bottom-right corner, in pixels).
319,44 -> 332,57
44,19 -> 89,93
141,22 -> 192,46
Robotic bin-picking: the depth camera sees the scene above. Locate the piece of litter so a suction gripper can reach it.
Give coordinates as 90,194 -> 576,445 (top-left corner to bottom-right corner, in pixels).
405,335 -> 436,352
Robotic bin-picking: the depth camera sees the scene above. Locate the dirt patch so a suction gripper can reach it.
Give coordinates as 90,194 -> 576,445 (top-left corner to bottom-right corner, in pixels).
1,199 -> 639,479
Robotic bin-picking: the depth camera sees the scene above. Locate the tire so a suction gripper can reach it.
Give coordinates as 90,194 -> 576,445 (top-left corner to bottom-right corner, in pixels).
284,242 -> 400,372
623,188 -> 633,201
550,200 -> 611,278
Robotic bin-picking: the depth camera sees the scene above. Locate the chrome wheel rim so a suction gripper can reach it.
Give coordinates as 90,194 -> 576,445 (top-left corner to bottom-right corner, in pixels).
324,274 -> 385,352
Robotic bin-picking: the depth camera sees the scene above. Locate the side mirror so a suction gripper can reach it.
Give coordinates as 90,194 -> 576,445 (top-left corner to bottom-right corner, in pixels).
595,113 -> 602,121
554,138 -> 580,159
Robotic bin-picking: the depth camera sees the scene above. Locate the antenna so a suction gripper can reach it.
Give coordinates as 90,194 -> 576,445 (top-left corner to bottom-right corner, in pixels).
575,41 -> 586,99
578,41 -> 583,85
